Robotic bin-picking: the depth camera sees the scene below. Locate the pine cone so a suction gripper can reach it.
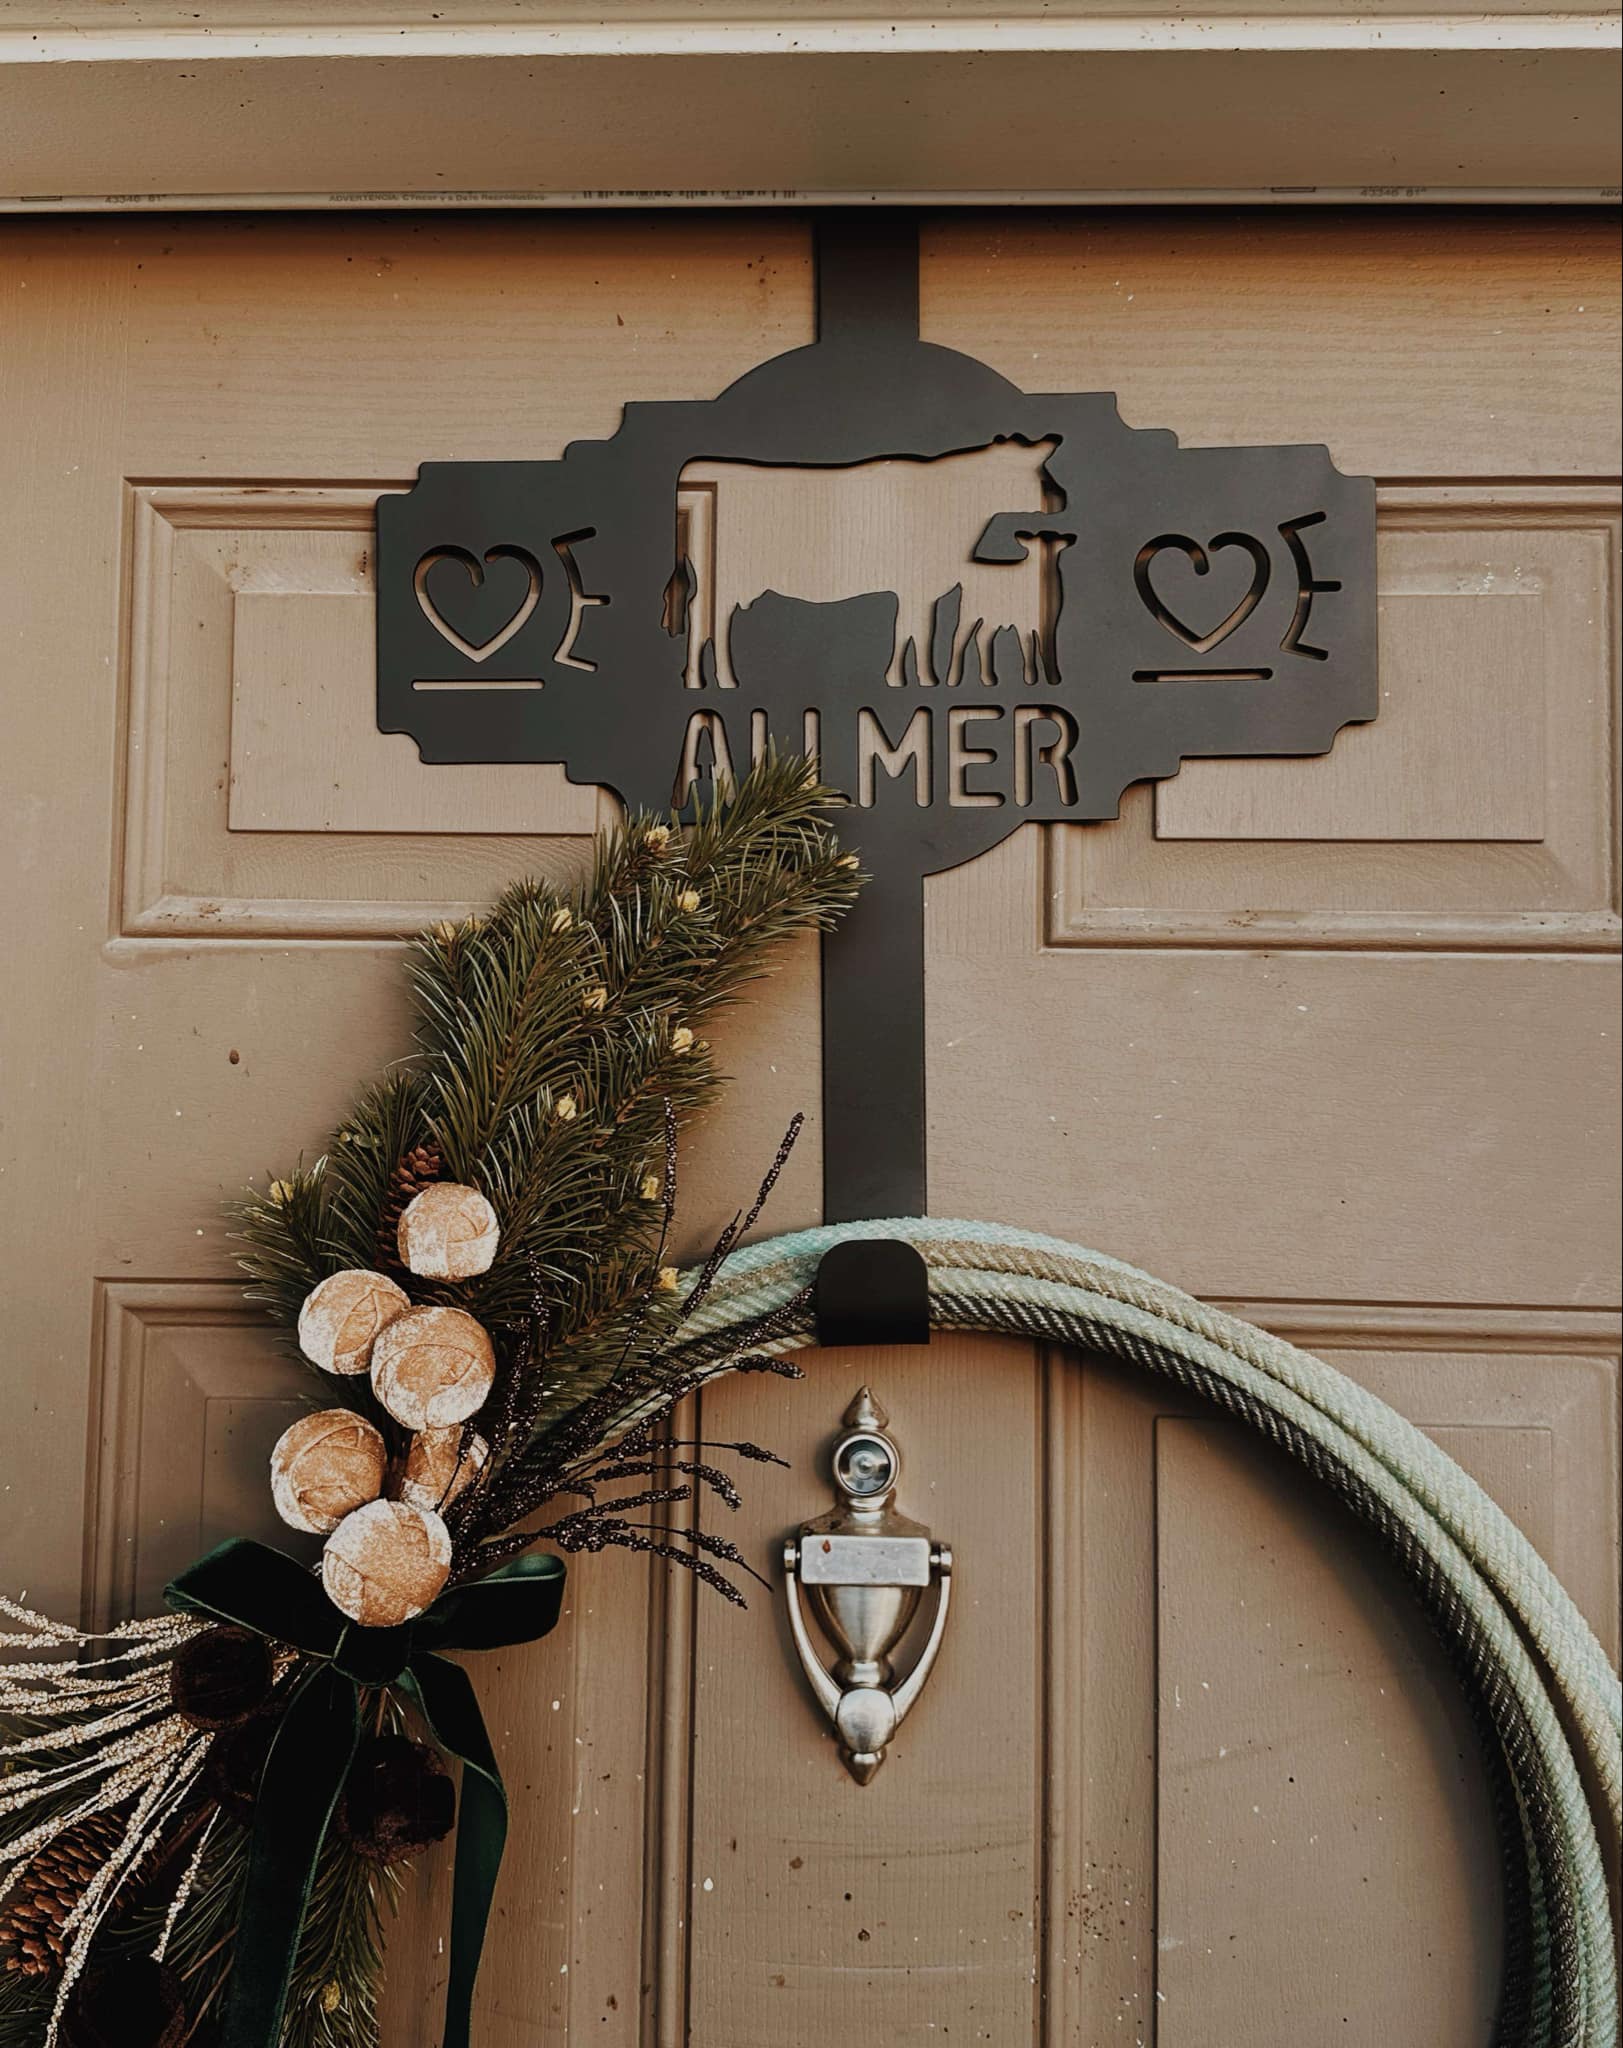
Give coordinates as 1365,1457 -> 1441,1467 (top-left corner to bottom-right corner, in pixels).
0,1812 -> 125,1978
376,1141 -> 444,1271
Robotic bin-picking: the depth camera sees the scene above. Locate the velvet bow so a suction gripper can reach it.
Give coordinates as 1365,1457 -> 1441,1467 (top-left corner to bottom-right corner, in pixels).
166,1537 -> 566,2048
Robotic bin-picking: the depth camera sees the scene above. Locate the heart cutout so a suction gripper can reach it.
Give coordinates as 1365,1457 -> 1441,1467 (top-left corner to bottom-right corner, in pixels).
416,546 -> 541,661
1134,531 -> 1270,653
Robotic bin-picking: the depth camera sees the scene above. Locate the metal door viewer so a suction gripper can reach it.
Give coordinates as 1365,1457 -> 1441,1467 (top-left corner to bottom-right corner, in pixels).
782,1388 -> 952,1783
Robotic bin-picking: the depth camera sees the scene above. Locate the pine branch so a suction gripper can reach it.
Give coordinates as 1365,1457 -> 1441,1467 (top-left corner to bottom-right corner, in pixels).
230,755 -> 861,1417
158,1812 -> 251,2034
322,1071 -> 432,1274
279,1833 -> 399,2048
235,1166 -> 335,1339
0,1972 -> 49,2048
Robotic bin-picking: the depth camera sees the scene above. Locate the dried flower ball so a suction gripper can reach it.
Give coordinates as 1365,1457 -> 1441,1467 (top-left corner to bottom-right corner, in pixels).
321,1499 -> 452,1628
399,1425 -> 489,1514
169,1624 -> 275,1730
339,1734 -> 456,1864
203,1709 -> 281,1824
60,1955 -> 187,2048
270,1410 -> 387,1535
397,1181 -> 500,1281
297,1268 -> 410,1376
370,1306 -> 496,1431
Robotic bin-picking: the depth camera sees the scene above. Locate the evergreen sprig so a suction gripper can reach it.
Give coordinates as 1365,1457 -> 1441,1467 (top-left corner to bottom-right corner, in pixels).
0,1970 -> 47,2048
150,1814 -> 251,2033
234,755 -> 861,1413
279,1833 -> 399,2048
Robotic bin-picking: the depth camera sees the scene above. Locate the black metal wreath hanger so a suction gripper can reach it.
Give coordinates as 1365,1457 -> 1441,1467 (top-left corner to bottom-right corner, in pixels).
375,210 -> 1376,1346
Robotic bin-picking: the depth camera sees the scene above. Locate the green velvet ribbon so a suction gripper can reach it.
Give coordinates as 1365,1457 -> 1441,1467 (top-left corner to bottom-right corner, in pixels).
166,1537 -> 566,2048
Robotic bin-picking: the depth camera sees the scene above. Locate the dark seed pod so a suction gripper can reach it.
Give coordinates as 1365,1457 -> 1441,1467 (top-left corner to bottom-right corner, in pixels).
338,1734 -> 455,1865
60,1955 -> 187,2048
202,1709 -> 282,1824
170,1626 -> 274,1731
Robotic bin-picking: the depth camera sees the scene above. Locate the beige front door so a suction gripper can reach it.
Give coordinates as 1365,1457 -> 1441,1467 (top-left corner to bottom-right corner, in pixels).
2,209 -> 1617,2046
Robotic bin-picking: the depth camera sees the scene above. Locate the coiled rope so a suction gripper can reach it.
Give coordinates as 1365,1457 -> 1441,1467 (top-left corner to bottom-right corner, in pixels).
672,1218 -> 1622,2048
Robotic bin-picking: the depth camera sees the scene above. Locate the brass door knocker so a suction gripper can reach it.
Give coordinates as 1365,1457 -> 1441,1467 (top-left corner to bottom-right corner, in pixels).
782,1387 -> 952,1783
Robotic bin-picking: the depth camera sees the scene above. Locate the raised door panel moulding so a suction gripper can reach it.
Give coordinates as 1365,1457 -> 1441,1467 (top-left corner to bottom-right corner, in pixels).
84,1280 -> 313,1630
1157,589 -> 1546,843
121,482 -> 1619,949
1051,487 -> 1620,950
675,1336 -> 1044,2043
1153,1415 -> 1505,2045
230,588 -> 563,836
1253,1315 -> 1620,1657
1042,1315 -> 1619,2044
119,485 -> 602,941
84,1272 -> 659,2041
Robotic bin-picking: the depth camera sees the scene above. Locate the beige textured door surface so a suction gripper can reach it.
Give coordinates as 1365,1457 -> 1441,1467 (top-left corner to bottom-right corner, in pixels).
1,210 -> 1617,2047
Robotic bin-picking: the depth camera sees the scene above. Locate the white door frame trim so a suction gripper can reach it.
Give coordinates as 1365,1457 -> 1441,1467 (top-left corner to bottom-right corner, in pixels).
3,13 -> 1618,210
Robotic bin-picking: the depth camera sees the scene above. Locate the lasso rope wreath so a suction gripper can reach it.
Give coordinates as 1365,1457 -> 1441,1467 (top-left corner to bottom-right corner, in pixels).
671,1220 -> 1623,2048
1,761 -> 1616,2048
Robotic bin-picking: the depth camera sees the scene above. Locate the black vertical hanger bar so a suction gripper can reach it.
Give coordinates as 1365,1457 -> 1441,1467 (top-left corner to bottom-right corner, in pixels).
815,211 -> 921,347
819,873 -> 927,1226
812,213 -> 933,1343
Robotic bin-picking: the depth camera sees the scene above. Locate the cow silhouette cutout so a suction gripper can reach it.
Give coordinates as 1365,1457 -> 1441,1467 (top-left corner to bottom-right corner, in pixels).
678,443 -> 1059,691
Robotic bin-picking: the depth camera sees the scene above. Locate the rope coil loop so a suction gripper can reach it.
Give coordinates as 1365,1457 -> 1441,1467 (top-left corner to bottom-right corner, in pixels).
672,1219 -> 1622,2048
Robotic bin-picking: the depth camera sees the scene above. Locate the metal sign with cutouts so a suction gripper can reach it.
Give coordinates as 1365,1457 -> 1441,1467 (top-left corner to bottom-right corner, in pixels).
377,217 -> 1376,1226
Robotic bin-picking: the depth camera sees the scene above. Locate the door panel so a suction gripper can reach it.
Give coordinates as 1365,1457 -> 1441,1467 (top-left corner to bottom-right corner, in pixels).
685,1338 -> 1043,2047
681,1317 -> 1618,2048
0,209 -> 1616,2046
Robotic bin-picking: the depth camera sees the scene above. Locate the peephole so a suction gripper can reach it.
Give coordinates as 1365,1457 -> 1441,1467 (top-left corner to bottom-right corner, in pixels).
833,1431 -> 897,1499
